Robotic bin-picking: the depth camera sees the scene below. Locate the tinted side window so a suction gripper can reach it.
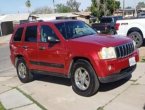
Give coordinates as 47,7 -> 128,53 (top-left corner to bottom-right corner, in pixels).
100,18 -> 112,23
25,26 -> 37,42
13,28 -> 24,41
41,25 -> 58,42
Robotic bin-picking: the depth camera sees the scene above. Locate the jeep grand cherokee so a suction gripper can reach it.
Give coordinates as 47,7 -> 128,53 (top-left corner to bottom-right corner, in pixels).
10,20 -> 139,96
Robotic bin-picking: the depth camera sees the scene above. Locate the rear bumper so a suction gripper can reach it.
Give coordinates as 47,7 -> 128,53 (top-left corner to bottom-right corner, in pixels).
99,65 -> 136,83
10,54 -> 15,67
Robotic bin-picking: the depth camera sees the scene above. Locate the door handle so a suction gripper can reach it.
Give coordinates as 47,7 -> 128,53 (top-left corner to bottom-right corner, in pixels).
39,46 -> 46,50
22,46 -> 28,49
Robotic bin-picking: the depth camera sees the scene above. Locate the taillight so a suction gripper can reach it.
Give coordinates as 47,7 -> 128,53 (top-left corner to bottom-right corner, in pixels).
115,23 -> 120,30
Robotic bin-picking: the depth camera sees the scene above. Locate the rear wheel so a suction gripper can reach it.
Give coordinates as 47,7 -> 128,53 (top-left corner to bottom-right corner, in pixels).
128,31 -> 143,48
71,59 -> 100,97
109,29 -> 116,35
16,58 -> 34,83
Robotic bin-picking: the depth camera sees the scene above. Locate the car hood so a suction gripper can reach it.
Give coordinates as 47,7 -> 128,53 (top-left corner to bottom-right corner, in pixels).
69,34 -> 132,47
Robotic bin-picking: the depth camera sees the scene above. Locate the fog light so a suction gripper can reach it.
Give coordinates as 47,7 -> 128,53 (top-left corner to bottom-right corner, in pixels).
108,65 -> 112,71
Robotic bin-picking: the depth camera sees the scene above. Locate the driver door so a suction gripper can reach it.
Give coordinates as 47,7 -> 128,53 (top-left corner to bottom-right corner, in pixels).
37,24 -> 67,75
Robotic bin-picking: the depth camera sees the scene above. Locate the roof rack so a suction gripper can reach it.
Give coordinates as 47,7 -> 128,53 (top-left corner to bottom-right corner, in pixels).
20,20 -> 44,24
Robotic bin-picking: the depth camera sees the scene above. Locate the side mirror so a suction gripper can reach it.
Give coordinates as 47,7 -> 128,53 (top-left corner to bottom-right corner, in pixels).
92,28 -> 100,34
47,36 -> 60,43
97,30 -> 101,34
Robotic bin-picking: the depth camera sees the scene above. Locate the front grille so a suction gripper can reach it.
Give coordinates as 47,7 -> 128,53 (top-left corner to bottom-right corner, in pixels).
115,42 -> 134,58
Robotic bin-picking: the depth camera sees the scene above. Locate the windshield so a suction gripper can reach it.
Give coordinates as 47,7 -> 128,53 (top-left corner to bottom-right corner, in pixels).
55,21 -> 96,39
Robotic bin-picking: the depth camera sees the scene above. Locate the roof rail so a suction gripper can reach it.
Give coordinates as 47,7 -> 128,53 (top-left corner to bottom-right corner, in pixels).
20,20 -> 44,24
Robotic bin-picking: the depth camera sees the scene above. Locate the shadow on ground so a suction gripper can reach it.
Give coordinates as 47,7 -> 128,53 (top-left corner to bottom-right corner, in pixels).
34,74 -> 72,86
34,74 -> 131,92
142,40 -> 145,47
99,75 -> 131,92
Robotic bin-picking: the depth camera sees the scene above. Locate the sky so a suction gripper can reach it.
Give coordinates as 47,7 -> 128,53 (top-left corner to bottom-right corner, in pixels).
0,0 -> 145,14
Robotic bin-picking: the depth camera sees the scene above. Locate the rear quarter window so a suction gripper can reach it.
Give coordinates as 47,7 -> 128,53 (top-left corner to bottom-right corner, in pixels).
13,27 -> 24,42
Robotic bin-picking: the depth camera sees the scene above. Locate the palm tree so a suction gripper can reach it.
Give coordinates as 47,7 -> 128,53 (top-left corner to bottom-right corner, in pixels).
25,0 -> 31,13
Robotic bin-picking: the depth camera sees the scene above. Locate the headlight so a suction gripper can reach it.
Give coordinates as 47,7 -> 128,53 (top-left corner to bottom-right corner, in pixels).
99,47 -> 117,59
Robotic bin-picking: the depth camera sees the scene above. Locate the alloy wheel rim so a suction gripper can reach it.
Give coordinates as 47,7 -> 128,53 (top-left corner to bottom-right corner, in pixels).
131,34 -> 140,45
74,67 -> 90,91
18,63 -> 27,79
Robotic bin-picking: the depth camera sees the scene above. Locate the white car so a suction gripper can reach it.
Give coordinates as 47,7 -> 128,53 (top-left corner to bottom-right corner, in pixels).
116,18 -> 145,48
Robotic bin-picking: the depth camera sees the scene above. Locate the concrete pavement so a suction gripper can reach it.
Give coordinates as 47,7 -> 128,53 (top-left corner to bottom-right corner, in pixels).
0,63 -> 144,110
0,35 -> 11,44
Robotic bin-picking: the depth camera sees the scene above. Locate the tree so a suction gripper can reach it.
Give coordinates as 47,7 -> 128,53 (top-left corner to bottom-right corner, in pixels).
66,0 -> 81,12
55,4 -> 71,13
90,0 -> 120,18
136,2 -> 145,10
25,0 -> 31,13
115,1 -> 120,9
90,0 -> 100,17
32,6 -> 53,14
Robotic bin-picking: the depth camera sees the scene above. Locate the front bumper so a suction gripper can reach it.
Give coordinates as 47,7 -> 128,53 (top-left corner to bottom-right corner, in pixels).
99,65 -> 136,83
92,49 -> 139,83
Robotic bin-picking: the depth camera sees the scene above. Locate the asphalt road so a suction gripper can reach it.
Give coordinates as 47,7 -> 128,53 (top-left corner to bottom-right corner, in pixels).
0,44 -> 16,77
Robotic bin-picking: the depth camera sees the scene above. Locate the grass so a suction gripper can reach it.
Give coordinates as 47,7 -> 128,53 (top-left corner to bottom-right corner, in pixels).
0,102 -> 5,110
140,56 -> 145,62
97,107 -> 104,110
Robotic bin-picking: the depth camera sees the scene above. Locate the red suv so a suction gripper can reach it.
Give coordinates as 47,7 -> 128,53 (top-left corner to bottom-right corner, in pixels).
10,20 -> 139,96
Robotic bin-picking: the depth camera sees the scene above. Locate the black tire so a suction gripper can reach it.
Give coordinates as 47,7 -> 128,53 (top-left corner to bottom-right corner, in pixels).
71,59 -> 100,97
16,58 -> 34,83
128,31 -> 143,48
109,29 -> 116,35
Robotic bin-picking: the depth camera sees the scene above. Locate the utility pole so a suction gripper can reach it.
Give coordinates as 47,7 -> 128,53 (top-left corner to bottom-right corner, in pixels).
53,0 -> 55,13
123,0 -> 125,17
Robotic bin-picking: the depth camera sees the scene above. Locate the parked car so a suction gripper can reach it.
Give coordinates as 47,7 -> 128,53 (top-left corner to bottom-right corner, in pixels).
116,18 -> 145,48
10,20 -> 139,97
92,16 -> 123,34
137,12 -> 145,18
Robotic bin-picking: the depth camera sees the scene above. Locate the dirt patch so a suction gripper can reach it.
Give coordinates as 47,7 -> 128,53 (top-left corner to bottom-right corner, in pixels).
139,47 -> 145,62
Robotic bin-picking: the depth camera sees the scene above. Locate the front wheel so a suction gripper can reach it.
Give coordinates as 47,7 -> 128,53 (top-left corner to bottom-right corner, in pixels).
71,59 -> 100,97
128,31 -> 143,48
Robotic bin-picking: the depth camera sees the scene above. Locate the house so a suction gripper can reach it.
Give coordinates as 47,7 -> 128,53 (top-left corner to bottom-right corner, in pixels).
114,9 -> 136,18
30,12 -> 92,24
73,12 -> 92,24
0,13 -> 29,37
0,12 -> 92,37
30,13 -> 78,21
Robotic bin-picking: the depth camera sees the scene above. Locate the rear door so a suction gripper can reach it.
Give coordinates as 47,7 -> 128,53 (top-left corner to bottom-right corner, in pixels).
22,24 -> 39,70
10,26 -> 24,65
